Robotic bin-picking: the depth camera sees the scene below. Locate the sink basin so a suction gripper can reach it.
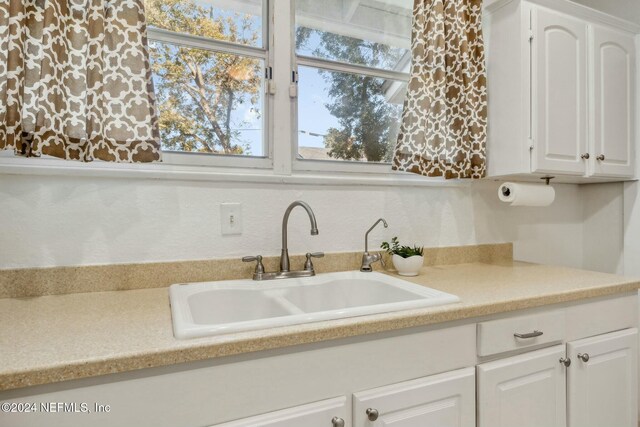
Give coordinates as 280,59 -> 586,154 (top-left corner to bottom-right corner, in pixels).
169,271 -> 460,339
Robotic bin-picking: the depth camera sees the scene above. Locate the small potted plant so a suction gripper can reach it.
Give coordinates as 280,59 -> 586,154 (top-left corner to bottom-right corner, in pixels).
381,237 -> 425,277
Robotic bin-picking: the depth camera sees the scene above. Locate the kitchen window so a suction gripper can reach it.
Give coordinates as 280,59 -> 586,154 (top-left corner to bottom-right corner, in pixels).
293,0 -> 412,173
144,0 -> 412,174
145,0 -> 272,168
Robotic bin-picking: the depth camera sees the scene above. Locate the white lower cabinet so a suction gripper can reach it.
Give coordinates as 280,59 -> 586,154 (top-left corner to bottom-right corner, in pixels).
211,396 -> 347,427
352,368 -> 476,427
567,328 -> 638,427
477,345 -> 567,427
213,368 -> 476,427
478,329 -> 639,427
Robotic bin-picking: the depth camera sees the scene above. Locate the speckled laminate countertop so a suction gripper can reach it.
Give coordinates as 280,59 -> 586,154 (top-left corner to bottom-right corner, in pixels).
1,261 -> 639,392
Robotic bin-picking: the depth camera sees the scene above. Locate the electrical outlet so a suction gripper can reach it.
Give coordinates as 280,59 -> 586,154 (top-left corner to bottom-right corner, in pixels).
220,203 -> 242,235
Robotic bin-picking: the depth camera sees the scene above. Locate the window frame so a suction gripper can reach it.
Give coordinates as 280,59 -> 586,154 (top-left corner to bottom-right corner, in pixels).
146,0 -> 273,169
293,56 -> 410,174
291,3 -> 412,174
148,0 -> 414,175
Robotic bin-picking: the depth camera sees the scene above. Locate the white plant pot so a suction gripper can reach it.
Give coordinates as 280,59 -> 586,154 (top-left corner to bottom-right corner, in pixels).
392,254 -> 424,277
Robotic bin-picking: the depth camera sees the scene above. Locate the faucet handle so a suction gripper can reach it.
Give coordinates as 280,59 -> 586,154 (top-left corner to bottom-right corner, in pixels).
307,252 -> 324,258
304,252 -> 324,271
242,255 -> 265,275
378,252 -> 386,268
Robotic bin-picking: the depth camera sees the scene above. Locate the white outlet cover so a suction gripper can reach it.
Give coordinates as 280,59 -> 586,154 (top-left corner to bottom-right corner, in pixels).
220,203 -> 243,235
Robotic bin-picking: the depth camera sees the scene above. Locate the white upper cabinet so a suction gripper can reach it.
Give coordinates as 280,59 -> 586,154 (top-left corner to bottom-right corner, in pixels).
591,26 -> 636,177
532,8 -> 588,175
485,0 -> 639,182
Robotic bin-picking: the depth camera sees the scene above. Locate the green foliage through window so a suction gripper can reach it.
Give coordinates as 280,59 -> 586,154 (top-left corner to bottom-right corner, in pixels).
296,29 -> 406,163
146,0 -> 263,155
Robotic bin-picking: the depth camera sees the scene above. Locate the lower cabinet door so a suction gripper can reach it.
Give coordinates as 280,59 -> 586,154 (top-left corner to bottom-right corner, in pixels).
352,367 -> 475,427
211,396 -> 347,427
477,345 -> 567,427
567,328 -> 638,427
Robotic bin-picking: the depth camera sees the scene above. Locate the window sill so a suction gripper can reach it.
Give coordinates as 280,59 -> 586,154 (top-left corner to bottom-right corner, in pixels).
0,156 -> 469,188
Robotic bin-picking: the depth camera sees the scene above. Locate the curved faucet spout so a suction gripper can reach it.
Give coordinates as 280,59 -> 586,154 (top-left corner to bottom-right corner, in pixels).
365,218 -> 388,253
361,218 -> 388,272
281,201 -> 319,272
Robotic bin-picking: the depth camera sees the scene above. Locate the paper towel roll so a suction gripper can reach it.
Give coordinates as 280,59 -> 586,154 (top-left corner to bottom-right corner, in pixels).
498,182 -> 555,207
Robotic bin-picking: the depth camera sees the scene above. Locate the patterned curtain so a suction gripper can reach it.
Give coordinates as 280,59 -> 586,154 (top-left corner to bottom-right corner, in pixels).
392,0 -> 487,179
0,0 -> 161,162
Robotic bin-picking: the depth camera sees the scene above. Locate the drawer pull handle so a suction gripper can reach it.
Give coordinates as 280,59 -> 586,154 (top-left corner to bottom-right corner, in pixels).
514,330 -> 543,339
578,353 -> 590,362
559,357 -> 571,367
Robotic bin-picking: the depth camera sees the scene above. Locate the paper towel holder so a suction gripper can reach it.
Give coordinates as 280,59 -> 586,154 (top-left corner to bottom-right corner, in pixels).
540,176 -> 555,185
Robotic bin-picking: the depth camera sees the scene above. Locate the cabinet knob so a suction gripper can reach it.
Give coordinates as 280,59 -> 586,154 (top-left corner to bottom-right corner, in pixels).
596,154 -> 605,161
559,357 -> 571,367
331,417 -> 345,427
577,353 -> 590,362
581,153 -> 590,160
366,408 -> 379,421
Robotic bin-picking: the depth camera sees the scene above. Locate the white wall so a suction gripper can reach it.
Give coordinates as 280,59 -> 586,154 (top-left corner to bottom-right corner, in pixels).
483,0 -> 640,25
570,0 -> 640,25
583,183 -> 625,274
624,182 -> 640,276
0,173 -> 621,272
0,0 -> 634,275
472,181 -> 586,268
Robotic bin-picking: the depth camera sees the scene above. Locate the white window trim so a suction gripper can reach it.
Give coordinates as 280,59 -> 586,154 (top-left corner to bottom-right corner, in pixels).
160,151 -> 272,169
296,55 -> 410,82
0,154 -> 469,188
147,7 -> 273,169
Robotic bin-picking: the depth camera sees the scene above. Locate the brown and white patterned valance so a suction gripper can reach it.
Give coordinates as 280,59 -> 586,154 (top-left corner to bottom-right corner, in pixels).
393,0 -> 487,179
0,0 -> 161,162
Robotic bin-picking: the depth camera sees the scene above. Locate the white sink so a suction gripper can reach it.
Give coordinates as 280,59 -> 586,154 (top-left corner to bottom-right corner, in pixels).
169,271 -> 460,339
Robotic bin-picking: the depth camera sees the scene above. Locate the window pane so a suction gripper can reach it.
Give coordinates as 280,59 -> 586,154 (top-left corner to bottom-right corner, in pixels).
146,0 -> 263,48
149,42 -> 264,156
297,66 -> 406,163
295,0 -> 412,71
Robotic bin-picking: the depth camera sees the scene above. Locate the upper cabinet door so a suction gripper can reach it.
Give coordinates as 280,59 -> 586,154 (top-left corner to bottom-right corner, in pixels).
477,345 -> 567,427
567,328 -> 638,427
590,27 -> 636,178
532,8 -> 589,175
352,368 -> 476,427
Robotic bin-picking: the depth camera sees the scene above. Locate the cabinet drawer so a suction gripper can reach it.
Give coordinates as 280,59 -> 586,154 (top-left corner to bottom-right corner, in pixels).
477,310 -> 565,357
565,294 -> 638,341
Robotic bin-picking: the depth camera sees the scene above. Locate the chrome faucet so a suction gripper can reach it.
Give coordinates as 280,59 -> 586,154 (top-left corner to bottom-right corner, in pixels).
243,201 -> 323,280
280,201 -> 318,272
361,218 -> 388,272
